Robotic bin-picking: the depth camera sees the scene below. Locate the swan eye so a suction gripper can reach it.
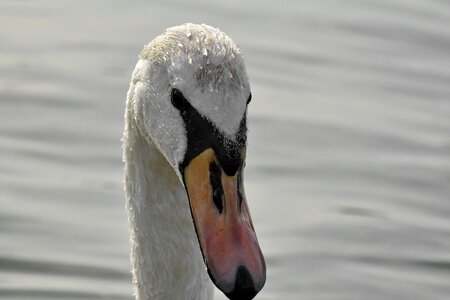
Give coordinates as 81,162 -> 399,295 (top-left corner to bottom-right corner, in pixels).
246,93 -> 252,105
171,88 -> 187,111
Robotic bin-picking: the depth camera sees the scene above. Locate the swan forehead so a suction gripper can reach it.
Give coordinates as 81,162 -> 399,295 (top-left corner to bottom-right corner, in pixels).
140,23 -> 250,137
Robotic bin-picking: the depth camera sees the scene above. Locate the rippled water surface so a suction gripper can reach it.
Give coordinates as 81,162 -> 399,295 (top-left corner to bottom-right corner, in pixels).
1,0 -> 450,299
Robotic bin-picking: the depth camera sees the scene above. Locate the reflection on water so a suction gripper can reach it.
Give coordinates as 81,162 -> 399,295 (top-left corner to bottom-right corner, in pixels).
1,0 -> 450,299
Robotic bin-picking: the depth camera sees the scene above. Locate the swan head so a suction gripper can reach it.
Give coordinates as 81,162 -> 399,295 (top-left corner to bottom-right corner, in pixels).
128,23 -> 266,299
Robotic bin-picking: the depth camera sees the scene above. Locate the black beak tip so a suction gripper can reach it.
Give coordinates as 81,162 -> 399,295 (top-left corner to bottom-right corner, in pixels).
224,266 -> 258,300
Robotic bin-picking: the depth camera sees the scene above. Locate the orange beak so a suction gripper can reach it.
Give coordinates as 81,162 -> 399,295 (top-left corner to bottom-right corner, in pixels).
183,148 -> 266,300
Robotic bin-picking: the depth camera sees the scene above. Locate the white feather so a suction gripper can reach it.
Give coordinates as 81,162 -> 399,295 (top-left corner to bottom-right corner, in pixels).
123,23 -> 251,300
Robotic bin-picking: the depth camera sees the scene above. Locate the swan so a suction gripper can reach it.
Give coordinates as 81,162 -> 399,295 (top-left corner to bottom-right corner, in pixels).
123,23 -> 266,300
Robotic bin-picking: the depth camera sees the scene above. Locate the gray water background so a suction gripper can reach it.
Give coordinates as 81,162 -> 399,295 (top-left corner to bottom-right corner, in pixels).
1,0 -> 450,299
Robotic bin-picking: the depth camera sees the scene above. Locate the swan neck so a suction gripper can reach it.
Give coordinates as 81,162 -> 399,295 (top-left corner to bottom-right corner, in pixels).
124,118 -> 213,300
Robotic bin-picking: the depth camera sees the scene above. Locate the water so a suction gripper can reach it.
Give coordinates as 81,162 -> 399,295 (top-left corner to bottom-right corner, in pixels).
1,0 -> 450,299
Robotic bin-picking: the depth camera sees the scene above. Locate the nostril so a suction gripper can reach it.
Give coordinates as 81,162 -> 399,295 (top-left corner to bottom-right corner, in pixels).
225,266 -> 257,300
210,162 -> 224,213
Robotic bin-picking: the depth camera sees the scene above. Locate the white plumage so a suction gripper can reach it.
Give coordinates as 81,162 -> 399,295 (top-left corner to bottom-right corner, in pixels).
123,24 -> 259,300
